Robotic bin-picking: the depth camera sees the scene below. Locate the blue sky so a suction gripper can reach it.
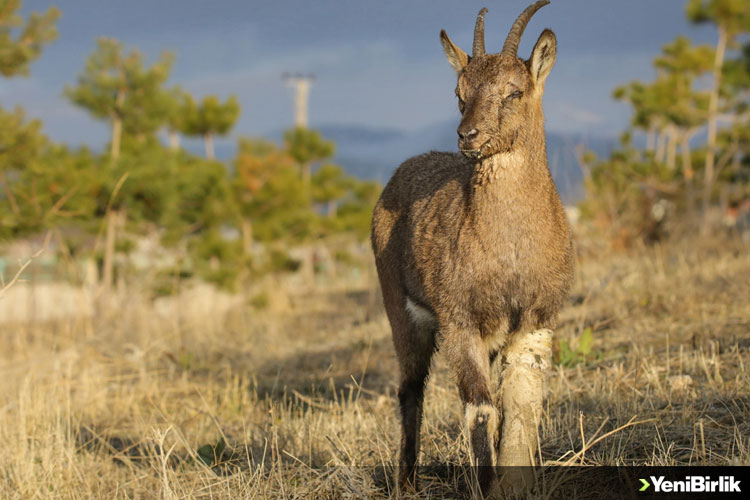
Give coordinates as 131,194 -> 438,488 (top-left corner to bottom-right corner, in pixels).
0,0 -> 721,149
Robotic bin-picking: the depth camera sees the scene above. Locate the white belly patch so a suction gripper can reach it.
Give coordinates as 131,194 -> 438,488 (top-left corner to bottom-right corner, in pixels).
405,297 -> 437,327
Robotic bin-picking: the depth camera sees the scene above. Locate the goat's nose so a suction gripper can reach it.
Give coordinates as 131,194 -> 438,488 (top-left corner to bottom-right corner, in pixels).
458,128 -> 478,140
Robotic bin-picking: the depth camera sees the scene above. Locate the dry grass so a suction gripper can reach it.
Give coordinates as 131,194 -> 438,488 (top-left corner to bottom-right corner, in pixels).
1,235 -> 748,499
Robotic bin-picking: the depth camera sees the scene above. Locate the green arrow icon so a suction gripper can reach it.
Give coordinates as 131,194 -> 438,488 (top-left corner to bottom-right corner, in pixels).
639,478 -> 650,491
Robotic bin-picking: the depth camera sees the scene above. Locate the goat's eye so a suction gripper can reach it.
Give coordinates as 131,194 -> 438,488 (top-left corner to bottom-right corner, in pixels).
458,98 -> 465,113
506,90 -> 523,102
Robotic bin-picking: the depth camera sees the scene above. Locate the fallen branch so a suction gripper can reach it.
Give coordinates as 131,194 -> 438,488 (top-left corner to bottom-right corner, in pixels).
561,415 -> 656,466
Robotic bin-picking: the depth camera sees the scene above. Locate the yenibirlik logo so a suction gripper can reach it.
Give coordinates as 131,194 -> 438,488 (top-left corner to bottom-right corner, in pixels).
639,476 -> 741,493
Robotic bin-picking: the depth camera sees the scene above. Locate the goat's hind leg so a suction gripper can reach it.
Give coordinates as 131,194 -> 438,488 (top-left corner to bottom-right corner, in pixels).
391,300 -> 437,490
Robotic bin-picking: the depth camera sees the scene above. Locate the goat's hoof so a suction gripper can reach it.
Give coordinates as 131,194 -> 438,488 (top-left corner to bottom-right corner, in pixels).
396,469 -> 420,496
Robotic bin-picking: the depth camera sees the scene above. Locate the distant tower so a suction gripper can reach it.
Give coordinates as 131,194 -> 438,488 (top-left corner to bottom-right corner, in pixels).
282,72 -> 315,128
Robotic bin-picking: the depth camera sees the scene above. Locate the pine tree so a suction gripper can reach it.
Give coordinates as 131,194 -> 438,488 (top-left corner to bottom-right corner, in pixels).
181,95 -> 240,160
652,36 -> 712,210
583,4 -> 750,245
0,0 -> 59,78
1,0 -> 59,231
65,38 -> 174,289
163,86 -> 188,151
614,37 -> 712,164
311,163 -> 350,217
335,179 -> 381,240
283,126 -> 334,187
613,35 -> 714,215
0,106 -> 100,251
686,0 -> 750,229
614,80 -> 669,155
0,107 -> 45,230
232,137 -> 313,244
65,38 -> 174,162
717,41 -> 750,204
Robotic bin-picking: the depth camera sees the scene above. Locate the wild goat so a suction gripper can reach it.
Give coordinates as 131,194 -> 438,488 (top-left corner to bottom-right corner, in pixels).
371,0 -> 574,494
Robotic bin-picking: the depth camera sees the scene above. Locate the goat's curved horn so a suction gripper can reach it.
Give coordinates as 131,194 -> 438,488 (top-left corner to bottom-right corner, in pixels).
501,0 -> 550,58
472,8 -> 488,58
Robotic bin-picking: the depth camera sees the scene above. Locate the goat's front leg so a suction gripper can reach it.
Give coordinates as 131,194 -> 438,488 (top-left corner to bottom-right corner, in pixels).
444,326 -> 498,496
497,328 -> 552,491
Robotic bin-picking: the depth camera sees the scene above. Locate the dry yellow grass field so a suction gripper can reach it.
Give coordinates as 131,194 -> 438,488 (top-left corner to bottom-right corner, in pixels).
1,235 -> 749,499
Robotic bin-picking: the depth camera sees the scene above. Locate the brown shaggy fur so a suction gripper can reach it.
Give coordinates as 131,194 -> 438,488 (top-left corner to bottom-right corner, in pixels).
371,1 -> 574,494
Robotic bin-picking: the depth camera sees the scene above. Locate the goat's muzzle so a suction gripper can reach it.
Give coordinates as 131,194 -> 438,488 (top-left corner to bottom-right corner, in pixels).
460,147 -> 482,160
458,128 -> 485,160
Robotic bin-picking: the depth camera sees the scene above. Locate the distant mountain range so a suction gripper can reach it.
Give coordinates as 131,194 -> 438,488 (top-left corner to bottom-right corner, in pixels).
210,121 -> 616,203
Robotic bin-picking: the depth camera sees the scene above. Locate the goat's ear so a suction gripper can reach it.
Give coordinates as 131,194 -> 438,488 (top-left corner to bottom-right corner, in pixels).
440,30 -> 469,74
529,29 -> 556,88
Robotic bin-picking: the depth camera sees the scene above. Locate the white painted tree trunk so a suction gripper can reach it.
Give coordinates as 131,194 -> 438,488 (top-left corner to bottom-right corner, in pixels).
666,124 -> 678,170
102,210 -> 119,292
110,117 -> 122,162
681,131 -> 696,213
646,124 -> 657,152
702,26 -> 727,231
241,218 -> 253,255
168,130 -> 180,151
655,128 -> 667,164
110,88 -> 125,163
204,132 -> 215,160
